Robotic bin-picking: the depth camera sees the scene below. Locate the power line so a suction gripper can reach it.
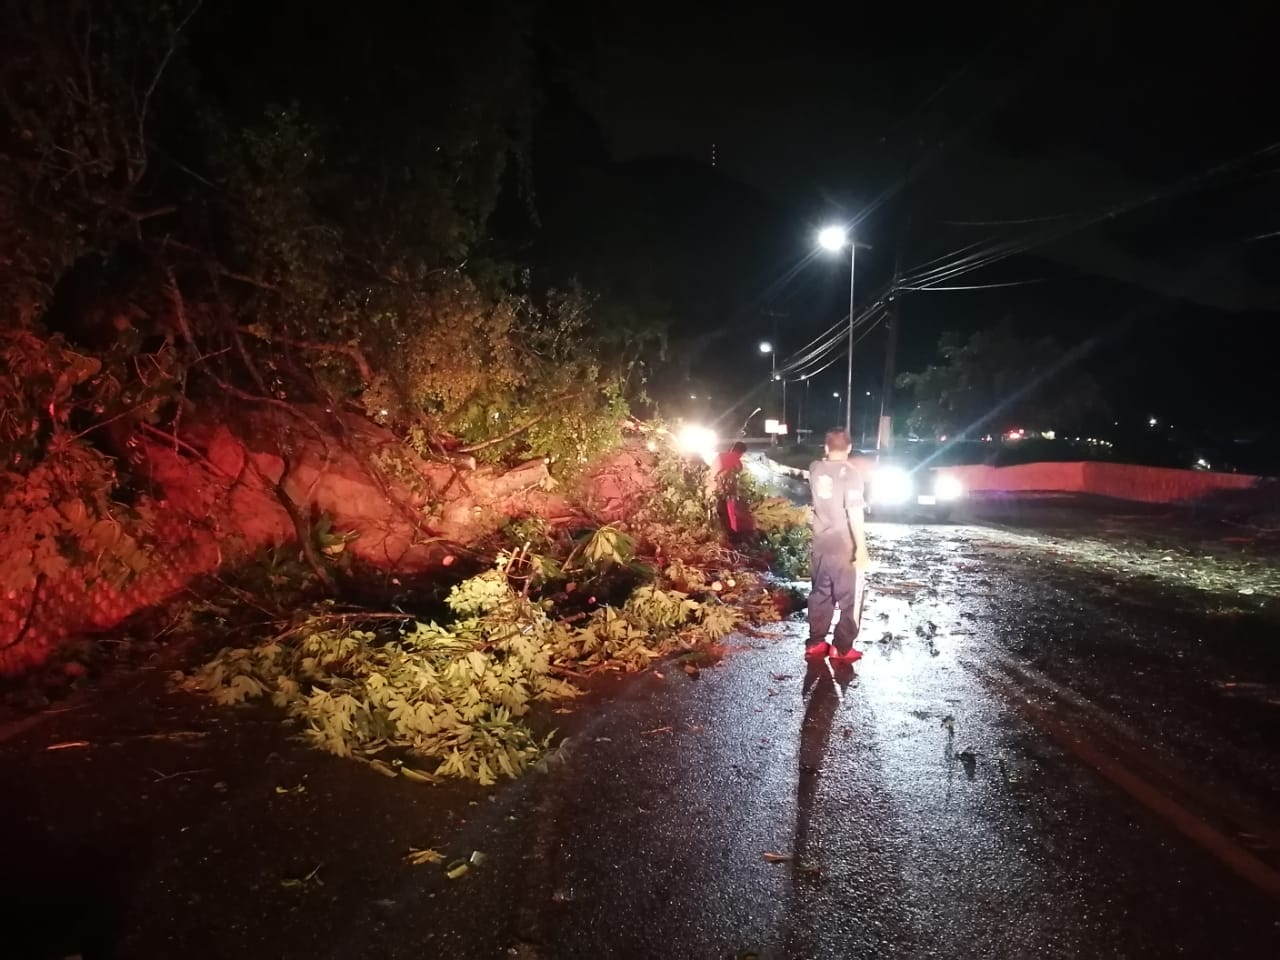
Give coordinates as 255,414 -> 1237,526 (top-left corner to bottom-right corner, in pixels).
906,138 -> 1280,290
901,277 -> 1048,292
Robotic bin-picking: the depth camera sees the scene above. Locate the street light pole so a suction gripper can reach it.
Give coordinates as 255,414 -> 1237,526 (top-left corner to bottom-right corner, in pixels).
845,241 -> 855,435
759,341 -> 776,444
818,225 -> 860,436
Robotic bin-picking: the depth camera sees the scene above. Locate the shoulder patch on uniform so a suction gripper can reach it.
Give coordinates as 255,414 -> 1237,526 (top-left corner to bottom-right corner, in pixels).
814,474 -> 834,499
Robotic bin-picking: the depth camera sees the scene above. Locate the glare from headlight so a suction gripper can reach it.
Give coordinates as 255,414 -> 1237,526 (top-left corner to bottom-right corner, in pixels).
676,424 -> 718,465
871,465 -> 913,505
935,474 -> 964,501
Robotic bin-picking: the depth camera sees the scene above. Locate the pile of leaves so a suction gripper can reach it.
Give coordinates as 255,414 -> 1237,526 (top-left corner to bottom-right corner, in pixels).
179,542 -> 770,785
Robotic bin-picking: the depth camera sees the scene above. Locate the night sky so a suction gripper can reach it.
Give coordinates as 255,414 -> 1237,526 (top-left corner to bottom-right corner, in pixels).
552,2 -> 1279,452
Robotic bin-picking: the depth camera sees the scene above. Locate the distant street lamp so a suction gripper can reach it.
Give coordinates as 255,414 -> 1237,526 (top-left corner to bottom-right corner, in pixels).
818,225 -> 857,433
759,341 -> 780,444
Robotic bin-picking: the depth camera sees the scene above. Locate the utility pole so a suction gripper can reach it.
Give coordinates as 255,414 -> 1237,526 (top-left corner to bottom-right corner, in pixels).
878,220 -> 909,450
764,308 -> 788,439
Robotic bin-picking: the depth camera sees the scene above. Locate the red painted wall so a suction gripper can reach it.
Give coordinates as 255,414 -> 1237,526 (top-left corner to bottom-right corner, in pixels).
937,461 -> 1263,503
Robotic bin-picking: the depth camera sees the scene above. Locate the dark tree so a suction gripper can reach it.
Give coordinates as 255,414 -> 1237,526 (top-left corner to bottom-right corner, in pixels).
898,323 -> 1108,438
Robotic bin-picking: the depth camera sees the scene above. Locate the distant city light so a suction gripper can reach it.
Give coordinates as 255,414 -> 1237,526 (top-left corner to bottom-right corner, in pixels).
817,226 -> 848,251
1043,430 -> 1056,440
1195,457 -> 1211,470
773,373 -> 782,381
832,391 -> 840,398
690,394 -> 697,400
1148,416 -> 1158,427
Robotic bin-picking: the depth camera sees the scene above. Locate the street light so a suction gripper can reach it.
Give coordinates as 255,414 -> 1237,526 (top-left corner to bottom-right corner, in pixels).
818,226 -> 846,252
758,341 -> 772,354
818,225 -> 856,433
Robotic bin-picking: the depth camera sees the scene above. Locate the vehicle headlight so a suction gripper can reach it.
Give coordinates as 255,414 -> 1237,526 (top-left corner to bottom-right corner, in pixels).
676,424 -> 718,465
935,474 -> 964,501
871,466 -> 913,505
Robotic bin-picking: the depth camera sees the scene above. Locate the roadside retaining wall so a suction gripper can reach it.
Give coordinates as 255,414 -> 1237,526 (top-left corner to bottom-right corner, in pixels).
0,408 -> 634,676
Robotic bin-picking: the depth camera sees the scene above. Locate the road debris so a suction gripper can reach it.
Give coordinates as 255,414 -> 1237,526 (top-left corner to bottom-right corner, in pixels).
406,847 -> 445,866
281,864 -> 323,889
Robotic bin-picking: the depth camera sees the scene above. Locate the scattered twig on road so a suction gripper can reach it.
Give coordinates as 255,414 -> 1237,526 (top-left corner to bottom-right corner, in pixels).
46,740 -> 90,751
640,725 -> 674,736
150,767 -> 212,783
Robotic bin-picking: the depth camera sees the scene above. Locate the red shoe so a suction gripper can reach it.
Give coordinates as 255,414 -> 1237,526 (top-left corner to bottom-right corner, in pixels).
829,647 -> 863,664
804,641 -> 830,661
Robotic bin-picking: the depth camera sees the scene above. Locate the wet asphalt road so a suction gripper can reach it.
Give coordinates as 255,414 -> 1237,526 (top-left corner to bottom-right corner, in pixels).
3,504 -> 1280,959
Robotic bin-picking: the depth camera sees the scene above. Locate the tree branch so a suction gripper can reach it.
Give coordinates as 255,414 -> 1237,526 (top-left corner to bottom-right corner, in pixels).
135,0 -> 204,183
278,455 -> 335,590
456,413 -> 550,454
454,388 -> 587,454
237,327 -> 373,384
1,575 -> 43,653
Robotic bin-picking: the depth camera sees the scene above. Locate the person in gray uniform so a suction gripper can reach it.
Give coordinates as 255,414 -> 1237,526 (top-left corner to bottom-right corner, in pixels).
805,428 -> 870,664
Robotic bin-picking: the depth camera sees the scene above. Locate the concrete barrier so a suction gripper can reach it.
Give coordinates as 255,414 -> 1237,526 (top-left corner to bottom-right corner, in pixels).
937,462 -> 1087,495
766,455 -> 1268,506
763,456 -> 810,480
937,461 -> 1264,504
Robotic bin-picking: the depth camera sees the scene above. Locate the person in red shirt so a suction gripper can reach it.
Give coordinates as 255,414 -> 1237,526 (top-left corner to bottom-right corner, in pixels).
708,442 -> 748,535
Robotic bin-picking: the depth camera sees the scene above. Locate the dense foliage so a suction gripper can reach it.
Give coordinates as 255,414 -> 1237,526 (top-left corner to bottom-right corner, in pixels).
0,0 -> 669,628
0,1 -> 655,477
897,324 -> 1109,439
